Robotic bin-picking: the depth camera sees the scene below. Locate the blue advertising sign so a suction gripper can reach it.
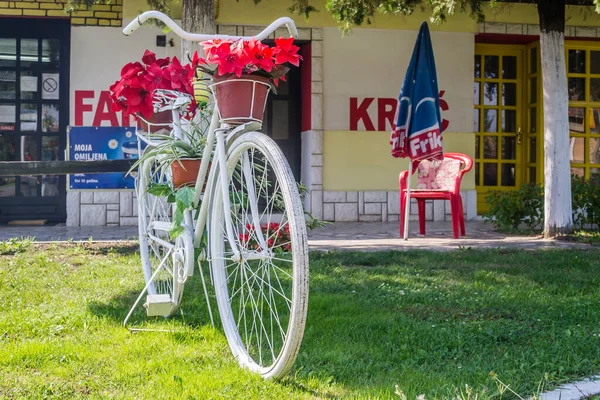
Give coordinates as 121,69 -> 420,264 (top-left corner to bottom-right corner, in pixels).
69,126 -> 140,189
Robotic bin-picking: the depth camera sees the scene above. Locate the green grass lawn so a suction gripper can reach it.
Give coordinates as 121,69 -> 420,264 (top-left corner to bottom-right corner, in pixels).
2,241 -> 600,399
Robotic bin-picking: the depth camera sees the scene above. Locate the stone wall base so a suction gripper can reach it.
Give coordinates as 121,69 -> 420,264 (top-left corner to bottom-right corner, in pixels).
321,190 -> 477,223
67,190 -> 138,227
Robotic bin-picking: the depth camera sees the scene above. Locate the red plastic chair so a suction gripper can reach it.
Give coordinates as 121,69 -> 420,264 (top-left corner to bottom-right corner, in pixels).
399,152 -> 473,239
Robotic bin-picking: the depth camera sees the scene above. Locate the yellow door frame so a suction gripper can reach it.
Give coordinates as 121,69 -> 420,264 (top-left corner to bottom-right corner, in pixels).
474,44 -> 526,213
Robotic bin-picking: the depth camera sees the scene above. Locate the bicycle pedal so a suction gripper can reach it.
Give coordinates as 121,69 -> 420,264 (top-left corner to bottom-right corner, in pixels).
145,294 -> 174,317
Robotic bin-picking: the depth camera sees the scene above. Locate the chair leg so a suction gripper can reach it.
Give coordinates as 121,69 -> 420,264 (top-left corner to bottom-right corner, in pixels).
459,195 -> 466,236
399,191 -> 406,237
450,196 -> 460,239
418,199 -> 426,235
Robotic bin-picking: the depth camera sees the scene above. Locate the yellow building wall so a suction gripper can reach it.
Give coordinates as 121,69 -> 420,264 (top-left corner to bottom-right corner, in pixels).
124,0 -> 600,30
323,131 -> 475,191
0,0 -> 122,26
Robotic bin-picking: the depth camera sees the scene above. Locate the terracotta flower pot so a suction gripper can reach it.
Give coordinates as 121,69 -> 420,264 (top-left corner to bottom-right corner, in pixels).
210,74 -> 271,125
137,110 -> 172,134
171,159 -> 201,188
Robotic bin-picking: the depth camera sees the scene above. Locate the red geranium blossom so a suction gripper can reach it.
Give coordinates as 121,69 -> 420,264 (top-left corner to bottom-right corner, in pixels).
273,37 -> 302,67
195,36 -> 301,82
212,42 -> 250,77
109,50 -> 197,119
201,38 -> 233,61
244,38 -> 275,72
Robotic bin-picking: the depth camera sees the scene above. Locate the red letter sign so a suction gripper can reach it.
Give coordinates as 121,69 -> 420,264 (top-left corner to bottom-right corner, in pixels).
378,98 -> 397,132
350,98 -> 375,131
92,90 -> 120,127
74,90 -> 94,126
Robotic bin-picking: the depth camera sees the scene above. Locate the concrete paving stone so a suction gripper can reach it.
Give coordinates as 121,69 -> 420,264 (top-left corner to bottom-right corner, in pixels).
120,191 -> 133,217
347,191 -> 358,202
334,203 -> 358,222
364,203 -> 381,215
323,191 -> 346,203
80,191 -> 93,204
66,192 -> 80,227
323,203 -> 334,221
363,191 -> 387,202
107,210 -> 120,224
81,205 -> 106,226
94,192 -> 119,204
119,217 -> 138,226
0,221 -> 593,253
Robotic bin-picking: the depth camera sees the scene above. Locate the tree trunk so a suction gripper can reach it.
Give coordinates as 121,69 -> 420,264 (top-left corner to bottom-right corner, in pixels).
537,0 -> 573,237
181,0 -> 216,62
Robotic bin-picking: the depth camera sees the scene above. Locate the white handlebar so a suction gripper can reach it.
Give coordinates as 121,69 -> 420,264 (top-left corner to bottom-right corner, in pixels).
123,11 -> 298,41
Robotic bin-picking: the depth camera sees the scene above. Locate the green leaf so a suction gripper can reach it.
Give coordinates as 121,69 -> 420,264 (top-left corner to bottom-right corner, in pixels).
169,225 -> 184,239
176,187 -> 195,209
167,192 -> 176,203
147,182 -> 172,197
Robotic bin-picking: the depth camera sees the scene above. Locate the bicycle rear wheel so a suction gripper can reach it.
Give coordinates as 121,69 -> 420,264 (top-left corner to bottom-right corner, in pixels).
209,131 -> 309,379
137,158 -> 193,317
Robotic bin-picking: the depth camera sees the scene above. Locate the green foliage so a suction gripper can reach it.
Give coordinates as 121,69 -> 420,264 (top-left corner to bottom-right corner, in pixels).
129,118 -> 208,180
147,182 -> 197,239
571,174 -> 600,229
324,0 -> 489,32
485,176 -> 600,232
0,237 -> 33,255
484,183 -> 543,232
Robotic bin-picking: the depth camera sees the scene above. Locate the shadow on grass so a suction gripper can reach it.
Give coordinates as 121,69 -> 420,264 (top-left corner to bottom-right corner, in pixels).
87,276 -> 218,329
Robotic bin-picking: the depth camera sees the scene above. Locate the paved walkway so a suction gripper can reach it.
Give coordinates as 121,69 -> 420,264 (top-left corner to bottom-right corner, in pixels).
0,220 -> 591,251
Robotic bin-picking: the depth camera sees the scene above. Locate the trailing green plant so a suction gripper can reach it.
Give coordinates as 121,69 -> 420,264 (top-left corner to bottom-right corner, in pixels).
146,183 -> 196,239
485,183 -> 543,232
130,116 -> 209,239
129,117 -> 209,178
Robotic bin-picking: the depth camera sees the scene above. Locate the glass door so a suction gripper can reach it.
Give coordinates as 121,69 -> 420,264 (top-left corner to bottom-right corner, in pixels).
525,42 -> 542,185
564,42 -> 600,180
474,45 -> 524,214
0,19 -> 69,223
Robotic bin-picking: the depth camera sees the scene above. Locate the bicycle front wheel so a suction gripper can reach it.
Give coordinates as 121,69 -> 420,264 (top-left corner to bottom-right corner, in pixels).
209,131 -> 309,379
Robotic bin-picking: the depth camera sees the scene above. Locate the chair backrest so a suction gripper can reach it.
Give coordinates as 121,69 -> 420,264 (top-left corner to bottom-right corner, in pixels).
415,153 -> 472,191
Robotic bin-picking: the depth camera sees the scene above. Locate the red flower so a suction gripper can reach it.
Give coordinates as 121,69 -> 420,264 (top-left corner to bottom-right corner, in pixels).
213,42 -> 249,77
142,50 -> 156,65
162,57 -> 185,90
244,38 -> 275,72
273,37 -> 302,67
201,38 -> 233,60
144,63 -> 168,90
109,50 -> 198,120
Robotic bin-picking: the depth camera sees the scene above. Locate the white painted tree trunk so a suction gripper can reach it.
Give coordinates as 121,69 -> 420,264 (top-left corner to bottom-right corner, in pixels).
540,30 -> 573,237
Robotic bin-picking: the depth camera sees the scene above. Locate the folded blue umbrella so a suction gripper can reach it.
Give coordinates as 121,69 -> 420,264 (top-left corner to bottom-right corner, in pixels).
391,21 -> 443,161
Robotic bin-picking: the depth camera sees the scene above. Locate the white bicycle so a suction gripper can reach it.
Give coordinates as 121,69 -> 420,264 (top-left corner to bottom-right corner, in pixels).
122,12 -> 309,379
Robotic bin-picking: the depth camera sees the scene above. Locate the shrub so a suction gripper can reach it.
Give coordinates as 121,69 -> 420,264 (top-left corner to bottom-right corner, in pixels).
485,175 -> 600,232
485,183 -> 543,232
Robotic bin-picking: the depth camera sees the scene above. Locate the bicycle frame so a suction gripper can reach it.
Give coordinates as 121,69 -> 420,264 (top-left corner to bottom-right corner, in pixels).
124,10 -> 297,261
138,104 -> 269,263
